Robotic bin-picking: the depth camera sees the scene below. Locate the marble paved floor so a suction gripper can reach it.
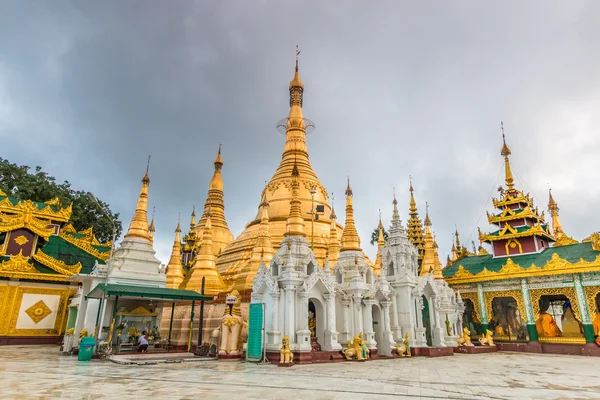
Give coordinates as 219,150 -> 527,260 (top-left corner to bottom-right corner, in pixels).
1,346 -> 600,399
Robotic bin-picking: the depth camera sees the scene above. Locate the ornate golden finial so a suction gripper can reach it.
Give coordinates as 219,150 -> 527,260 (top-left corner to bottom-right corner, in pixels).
190,205 -> 196,229
345,176 -> 353,197
176,213 -> 181,232
214,143 -> 223,167
454,225 -> 461,249
548,189 -> 577,246
148,207 -> 156,242
500,122 -> 514,189
341,177 -> 361,251
330,192 -> 336,219
392,189 -> 400,221
124,159 -> 152,241
409,179 -> 417,214
424,201 -> 431,226
296,45 -> 301,72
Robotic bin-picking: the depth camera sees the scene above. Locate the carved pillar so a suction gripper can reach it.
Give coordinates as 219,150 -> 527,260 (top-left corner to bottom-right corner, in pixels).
430,295 -> 446,347
340,298 -> 351,344
354,295 -> 364,336
391,292 -> 401,341
296,291 -> 312,351
379,300 -> 394,356
284,286 -> 295,343
268,291 -> 281,346
362,299 -> 377,348
573,274 -> 595,343
323,293 -> 341,351
477,283 -> 489,332
520,278 -> 538,342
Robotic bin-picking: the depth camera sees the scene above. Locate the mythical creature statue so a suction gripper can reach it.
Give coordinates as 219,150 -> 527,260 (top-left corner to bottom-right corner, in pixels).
341,335 -> 364,360
216,290 -> 245,356
478,329 -> 495,346
396,332 -> 411,357
456,327 -> 474,346
280,335 -> 294,363
359,332 -> 370,359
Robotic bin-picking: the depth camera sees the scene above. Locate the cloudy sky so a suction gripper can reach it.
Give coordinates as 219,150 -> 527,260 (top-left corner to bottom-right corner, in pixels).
1,1 -> 599,264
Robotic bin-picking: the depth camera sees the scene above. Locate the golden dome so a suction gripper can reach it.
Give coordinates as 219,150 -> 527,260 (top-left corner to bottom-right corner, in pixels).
217,53 -> 343,291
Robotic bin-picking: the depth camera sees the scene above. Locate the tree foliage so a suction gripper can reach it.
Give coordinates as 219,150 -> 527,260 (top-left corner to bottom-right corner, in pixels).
0,157 -> 122,243
370,226 -> 389,246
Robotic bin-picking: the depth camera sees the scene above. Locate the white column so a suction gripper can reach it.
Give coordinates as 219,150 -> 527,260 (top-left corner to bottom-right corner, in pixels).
379,300 -> 394,356
414,296 -> 428,347
340,298 -> 351,345
391,293 -> 401,341
268,292 -> 281,346
296,291 -> 312,351
362,299 -> 377,349
284,286 -> 295,342
323,293 -> 341,351
430,295 -> 446,347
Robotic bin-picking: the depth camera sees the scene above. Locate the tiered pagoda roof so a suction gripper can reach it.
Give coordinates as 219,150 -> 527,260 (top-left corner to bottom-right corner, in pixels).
406,182 -> 425,265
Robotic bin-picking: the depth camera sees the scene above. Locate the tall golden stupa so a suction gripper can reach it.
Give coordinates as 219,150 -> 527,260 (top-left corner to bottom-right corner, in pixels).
215,51 -> 344,292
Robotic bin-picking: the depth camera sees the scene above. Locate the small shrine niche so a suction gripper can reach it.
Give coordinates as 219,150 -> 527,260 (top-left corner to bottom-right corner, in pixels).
489,297 -> 528,341
536,295 -> 583,339
462,299 -> 482,337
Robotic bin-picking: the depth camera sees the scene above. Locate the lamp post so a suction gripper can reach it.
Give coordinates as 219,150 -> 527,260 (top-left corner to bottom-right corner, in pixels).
87,192 -> 117,350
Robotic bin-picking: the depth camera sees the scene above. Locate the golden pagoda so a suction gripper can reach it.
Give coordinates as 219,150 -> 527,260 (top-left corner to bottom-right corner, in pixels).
406,181 -> 425,265
192,146 -> 234,257
124,161 -> 151,241
165,218 -> 185,289
419,202 -> 443,279
182,210 -> 226,296
217,50 -> 343,291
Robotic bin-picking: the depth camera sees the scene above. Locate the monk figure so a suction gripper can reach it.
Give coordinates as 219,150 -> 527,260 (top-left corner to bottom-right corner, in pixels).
535,298 -> 561,337
593,312 -> 600,337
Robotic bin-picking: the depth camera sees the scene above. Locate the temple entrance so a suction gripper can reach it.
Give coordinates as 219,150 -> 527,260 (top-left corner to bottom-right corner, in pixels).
462,299 -> 482,337
489,297 -> 528,341
422,295 -> 432,346
308,298 -> 325,351
372,304 -> 383,348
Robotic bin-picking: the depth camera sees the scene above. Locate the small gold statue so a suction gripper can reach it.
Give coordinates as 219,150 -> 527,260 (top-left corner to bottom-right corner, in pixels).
396,332 -> 411,357
341,335 -> 364,360
308,310 -> 316,337
280,335 -> 294,364
457,327 -> 474,346
359,332 -> 370,359
478,329 -> 495,346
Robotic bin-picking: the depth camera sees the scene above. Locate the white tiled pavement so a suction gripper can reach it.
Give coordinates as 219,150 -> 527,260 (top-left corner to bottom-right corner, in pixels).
1,346 -> 599,399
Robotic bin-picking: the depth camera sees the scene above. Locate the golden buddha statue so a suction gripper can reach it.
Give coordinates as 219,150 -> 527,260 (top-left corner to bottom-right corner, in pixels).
561,302 -> 583,336
593,311 -> 600,337
308,310 -> 316,337
535,299 -> 561,337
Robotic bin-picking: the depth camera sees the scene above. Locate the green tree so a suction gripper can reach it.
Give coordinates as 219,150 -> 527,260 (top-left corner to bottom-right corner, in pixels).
370,226 -> 389,246
0,157 -> 122,243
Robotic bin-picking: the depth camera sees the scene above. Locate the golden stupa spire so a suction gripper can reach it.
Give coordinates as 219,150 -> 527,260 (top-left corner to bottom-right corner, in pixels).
189,205 -> 196,230
454,225 -> 461,249
406,177 -> 425,263
340,177 -> 361,251
195,144 -> 233,255
124,156 -> 152,241
420,202 -> 436,276
432,232 -> 443,279
184,209 -> 226,295
284,159 -> 306,237
148,207 -> 156,242
373,210 -> 385,277
328,193 -> 340,265
251,188 -> 275,263
166,216 -> 185,289
548,189 -> 577,246
500,122 -> 515,190
392,190 -> 400,221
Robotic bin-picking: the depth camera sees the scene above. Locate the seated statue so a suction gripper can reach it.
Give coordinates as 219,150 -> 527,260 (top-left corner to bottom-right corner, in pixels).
308,310 -> 316,337
592,312 -> 600,337
536,298 -> 562,337
478,329 -> 495,346
457,327 -> 474,346
561,302 -> 583,336
341,335 -> 364,360
280,335 -> 294,364
396,332 -> 411,357
217,290 -> 245,356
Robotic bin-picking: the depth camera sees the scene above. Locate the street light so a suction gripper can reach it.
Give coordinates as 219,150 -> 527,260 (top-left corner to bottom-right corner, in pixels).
87,192 -> 118,351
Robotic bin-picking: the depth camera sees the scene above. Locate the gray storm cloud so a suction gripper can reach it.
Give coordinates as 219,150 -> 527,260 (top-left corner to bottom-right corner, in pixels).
1,0 -> 599,263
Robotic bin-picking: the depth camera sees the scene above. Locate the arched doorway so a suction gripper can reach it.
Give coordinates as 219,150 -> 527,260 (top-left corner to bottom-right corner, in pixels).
372,304 -> 383,349
309,298 -> 326,351
422,295 -> 432,346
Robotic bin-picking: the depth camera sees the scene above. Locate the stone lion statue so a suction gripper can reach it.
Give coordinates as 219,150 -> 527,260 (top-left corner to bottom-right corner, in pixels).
215,290 -> 245,356
396,332 -> 411,357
